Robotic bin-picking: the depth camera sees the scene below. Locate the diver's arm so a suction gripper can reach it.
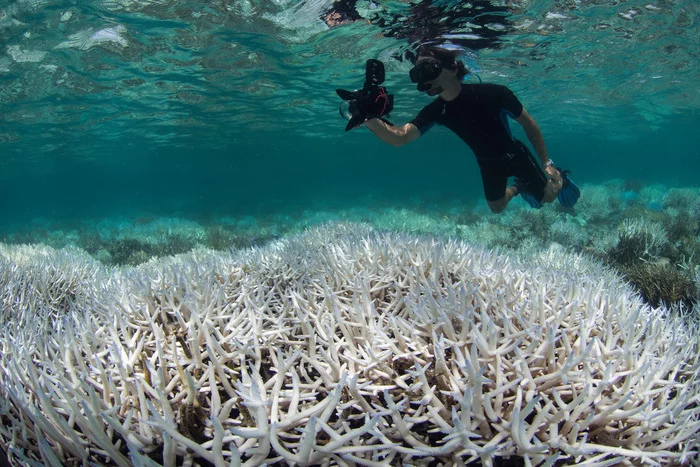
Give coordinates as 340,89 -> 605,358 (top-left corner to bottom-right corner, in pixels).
516,108 -> 560,182
515,108 -> 551,167
365,119 -> 421,147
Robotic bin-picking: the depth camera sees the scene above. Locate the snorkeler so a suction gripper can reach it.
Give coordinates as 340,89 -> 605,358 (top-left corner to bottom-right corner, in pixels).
339,47 -> 580,212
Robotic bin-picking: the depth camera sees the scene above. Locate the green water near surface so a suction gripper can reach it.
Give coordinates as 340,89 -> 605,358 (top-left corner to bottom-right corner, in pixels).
0,0 -> 697,229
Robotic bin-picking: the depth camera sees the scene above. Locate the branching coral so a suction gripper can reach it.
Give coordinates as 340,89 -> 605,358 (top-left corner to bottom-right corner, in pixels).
604,218 -> 698,312
622,262 -> 698,311
0,243 -> 106,330
609,218 -> 669,265
548,217 -> 589,249
0,223 -> 699,466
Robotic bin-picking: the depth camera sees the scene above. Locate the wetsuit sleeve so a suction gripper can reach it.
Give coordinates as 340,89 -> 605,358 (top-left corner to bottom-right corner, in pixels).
409,100 -> 442,134
498,85 -> 524,118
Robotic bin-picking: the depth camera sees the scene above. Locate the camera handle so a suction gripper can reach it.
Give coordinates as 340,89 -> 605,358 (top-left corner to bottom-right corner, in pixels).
364,59 -> 385,88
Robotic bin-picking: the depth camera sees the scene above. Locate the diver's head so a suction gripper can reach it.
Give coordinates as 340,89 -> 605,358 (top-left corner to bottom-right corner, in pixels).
409,47 -> 468,96
409,56 -> 445,94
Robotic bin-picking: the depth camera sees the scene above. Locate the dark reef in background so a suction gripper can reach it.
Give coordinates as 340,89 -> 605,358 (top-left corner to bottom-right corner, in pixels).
622,262 -> 697,311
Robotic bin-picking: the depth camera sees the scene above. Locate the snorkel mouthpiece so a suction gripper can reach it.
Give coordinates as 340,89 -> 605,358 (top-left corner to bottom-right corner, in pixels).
416,82 -> 431,92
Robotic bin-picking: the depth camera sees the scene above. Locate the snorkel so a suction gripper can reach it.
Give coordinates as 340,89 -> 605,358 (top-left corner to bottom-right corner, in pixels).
465,69 -> 483,83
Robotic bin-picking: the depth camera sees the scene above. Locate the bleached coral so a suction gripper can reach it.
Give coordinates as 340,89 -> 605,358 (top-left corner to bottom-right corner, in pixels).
0,223 -> 698,466
0,243 -> 106,330
574,183 -> 622,225
548,215 -> 589,248
610,217 -> 669,264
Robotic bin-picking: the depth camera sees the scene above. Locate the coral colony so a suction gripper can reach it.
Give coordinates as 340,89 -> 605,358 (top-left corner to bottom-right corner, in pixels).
1,223 -> 698,466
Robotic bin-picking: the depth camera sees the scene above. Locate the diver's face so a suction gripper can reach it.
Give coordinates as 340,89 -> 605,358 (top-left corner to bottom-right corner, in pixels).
410,57 -> 443,94
410,58 -> 458,96
423,67 -> 455,96
423,70 -> 446,96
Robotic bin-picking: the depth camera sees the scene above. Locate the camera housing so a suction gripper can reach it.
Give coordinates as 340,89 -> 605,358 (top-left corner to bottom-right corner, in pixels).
336,59 -> 394,131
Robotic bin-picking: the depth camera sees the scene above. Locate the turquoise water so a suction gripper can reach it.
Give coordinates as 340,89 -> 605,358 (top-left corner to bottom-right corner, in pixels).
2,2 -> 700,464
1,0 -> 697,223
0,0 -> 698,279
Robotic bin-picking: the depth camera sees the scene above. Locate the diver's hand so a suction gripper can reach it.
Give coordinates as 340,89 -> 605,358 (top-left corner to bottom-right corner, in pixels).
336,86 -> 393,131
362,86 -> 393,119
545,166 -> 563,190
337,59 -> 393,131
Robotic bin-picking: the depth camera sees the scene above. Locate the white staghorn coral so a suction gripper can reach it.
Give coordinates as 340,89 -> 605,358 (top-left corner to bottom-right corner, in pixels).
1,223 -> 699,466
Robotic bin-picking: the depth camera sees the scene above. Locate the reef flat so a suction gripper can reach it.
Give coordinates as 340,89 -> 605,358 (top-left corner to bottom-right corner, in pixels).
1,223 -> 698,465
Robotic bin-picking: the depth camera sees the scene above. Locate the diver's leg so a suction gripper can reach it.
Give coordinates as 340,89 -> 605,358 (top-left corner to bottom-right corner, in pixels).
511,141 -> 550,203
487,186 -> 519,213
481,164 -> 513,213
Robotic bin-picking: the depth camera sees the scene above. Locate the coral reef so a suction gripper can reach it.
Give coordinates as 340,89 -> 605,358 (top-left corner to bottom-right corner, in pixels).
622,261 -> 698,311
1,182 -> 699,319
1,223 -> 699,466
599,217 -> 698,312
608,218 -> 668,266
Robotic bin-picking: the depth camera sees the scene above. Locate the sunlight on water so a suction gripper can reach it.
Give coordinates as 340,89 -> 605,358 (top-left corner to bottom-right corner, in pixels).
0,0 -> 697,220
0,0 -> 695,152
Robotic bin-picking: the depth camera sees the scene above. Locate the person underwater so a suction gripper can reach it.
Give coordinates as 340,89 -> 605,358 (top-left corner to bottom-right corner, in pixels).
336,47 -> 580,212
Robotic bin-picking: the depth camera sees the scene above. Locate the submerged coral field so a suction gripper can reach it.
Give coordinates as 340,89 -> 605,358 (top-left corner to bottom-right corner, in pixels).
1,222 -> 699,466
1,181 -> 699,466
3,180 -> 699,313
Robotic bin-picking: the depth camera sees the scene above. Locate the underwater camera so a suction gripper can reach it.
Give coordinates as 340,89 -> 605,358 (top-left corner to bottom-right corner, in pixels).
336,59 -> 394,131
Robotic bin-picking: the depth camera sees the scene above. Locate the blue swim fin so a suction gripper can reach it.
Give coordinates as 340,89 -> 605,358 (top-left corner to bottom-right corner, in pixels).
557,168 -> 581,208
515,179 -> 543,209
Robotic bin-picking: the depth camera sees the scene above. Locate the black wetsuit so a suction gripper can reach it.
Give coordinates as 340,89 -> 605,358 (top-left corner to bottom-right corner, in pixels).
410,83 -> 547,201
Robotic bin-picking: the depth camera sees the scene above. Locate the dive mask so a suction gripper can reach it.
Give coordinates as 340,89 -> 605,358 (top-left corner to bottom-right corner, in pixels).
409,58 -> 443,91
